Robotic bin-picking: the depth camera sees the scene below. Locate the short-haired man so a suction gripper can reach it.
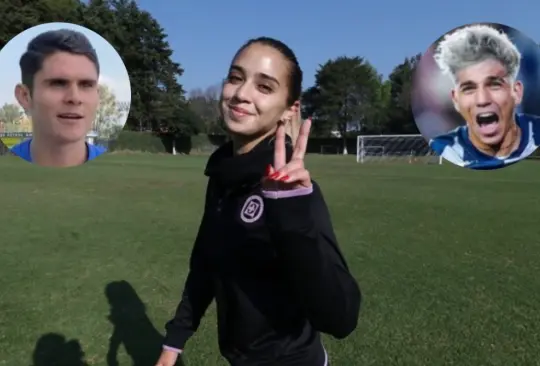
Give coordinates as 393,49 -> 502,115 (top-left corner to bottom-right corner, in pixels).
11,28 -> 106,167
430,24 -> 540,170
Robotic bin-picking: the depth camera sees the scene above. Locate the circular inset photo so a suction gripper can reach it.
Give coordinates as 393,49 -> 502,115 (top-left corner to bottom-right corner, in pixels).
412,23 -> 540,170
0,22 -> 131,167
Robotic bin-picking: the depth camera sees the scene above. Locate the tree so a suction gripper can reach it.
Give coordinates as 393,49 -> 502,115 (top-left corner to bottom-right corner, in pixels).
188,84 -> 225,135
302,56 -> 383,150
83,0 -> 195,138
0,103 -> 23,130
384,54 -> 422,134
362,79 -> 391,134
109,1 -> 193,137
1,0 -> 193,139
301,86 -> 333,137
0,0 -> 83,48
42,0 -> 84,24
94,84 -> 124,139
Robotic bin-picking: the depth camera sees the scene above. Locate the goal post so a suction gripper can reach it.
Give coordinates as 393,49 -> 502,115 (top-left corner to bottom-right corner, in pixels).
356,134 -> 443,164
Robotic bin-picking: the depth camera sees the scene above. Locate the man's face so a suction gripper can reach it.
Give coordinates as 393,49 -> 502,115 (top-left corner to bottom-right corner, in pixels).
15,51 -> 99,144
451,58 -> 523,146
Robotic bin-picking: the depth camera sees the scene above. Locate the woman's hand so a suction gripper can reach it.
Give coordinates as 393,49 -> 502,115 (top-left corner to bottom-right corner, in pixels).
155,349 -> 180,366
263,118 -> 312,190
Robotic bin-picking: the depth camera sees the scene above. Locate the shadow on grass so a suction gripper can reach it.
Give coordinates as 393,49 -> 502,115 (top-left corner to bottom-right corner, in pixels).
105,280 -> 185,366
31,333 -> 88,366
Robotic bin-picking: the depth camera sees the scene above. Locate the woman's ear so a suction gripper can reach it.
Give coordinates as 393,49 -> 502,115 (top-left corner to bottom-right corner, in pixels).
282,101 -> 302,145
280,101 -> 300,122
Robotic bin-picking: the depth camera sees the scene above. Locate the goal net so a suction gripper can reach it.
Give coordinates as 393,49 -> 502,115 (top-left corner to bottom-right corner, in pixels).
356,134 -> 443,164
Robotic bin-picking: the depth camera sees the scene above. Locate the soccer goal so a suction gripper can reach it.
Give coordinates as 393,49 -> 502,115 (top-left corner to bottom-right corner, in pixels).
356,134 -> 443,164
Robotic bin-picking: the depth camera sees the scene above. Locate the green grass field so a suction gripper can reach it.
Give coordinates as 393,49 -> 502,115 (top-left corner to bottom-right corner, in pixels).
1,153 -> 539,366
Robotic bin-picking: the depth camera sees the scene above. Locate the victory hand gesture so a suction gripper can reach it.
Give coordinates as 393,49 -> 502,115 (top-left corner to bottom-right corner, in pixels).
263,118 -> 312,190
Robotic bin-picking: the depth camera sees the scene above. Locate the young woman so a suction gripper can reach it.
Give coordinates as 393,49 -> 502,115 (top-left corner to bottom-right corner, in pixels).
155,37 -> 361,366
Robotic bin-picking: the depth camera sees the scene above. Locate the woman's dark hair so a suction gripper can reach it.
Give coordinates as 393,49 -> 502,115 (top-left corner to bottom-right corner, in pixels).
234,37 -> 302,106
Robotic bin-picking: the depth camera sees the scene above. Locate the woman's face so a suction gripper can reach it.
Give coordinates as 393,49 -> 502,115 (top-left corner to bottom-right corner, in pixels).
221,43 -> 296,138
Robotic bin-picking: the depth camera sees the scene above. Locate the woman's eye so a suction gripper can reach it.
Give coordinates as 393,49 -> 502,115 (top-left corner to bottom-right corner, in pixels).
259,85 -> 272,93
228,75 -> 242,83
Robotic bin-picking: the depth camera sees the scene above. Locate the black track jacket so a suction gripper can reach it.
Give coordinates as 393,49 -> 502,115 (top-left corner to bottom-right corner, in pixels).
164,134 -> 361,366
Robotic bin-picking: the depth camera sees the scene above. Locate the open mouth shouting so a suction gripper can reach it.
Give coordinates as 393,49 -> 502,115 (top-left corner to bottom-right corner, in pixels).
475,112 -> 500,136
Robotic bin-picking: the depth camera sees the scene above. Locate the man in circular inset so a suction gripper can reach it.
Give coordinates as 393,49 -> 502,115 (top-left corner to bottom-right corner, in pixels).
10,29 -> 106,167
430,24 -> 540,170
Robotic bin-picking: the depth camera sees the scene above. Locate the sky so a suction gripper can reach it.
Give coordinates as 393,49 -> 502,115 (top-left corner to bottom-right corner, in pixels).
3,1 -> 538,104
135,0 -> 540,94
0,22 -> 131,110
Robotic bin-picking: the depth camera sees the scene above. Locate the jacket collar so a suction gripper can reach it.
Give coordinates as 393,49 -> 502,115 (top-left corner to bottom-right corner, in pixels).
204,133 -> 293,188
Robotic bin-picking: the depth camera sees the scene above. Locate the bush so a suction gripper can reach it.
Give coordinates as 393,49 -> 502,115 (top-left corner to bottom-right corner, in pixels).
109,131 -> 166,153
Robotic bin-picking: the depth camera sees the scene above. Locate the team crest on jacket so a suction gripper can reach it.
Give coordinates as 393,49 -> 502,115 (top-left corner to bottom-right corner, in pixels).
240,195 -> 264,223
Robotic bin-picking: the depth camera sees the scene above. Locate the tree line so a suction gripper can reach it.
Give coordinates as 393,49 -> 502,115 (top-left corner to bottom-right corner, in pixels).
187,55 -> 422,145
1,0 -> 421,143
1,0 -> 200,139
1,84 -> 125,139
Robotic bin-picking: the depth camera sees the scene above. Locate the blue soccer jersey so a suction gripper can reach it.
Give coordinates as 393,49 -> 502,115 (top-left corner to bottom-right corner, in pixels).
429,113 -> 540,170
10,138 -> 106,164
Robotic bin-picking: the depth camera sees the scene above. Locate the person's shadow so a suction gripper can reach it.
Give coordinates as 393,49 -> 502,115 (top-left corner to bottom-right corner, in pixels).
105,280 -> 184,366
31,333 -> 88,366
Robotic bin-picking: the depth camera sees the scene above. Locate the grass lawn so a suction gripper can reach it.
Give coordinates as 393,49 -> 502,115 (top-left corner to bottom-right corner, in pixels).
1,153 -> 539,366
